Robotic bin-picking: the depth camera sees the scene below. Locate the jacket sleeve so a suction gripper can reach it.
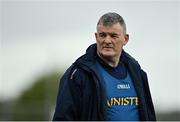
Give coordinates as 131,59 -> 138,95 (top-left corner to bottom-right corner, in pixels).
53,67 -> 83,120
141,70 -> 156,121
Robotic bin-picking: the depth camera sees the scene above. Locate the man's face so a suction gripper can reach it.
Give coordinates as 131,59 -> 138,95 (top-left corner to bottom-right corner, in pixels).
95,23 -> 129,59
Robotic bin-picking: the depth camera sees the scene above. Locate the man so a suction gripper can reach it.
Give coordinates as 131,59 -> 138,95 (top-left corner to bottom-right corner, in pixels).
53,12 -> 156,121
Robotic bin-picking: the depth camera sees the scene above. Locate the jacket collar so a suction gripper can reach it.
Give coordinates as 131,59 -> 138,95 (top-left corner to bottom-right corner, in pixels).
75,43 -> 136,67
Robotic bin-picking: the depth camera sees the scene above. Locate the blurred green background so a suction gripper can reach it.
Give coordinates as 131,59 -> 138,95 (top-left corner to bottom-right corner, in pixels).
0,71 -> 60,120
0,70 -> 179,121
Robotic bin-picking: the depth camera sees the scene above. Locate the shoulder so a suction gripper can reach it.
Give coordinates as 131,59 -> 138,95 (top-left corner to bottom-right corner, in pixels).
60,63 -> 91,86
69,66 -> 88,82
122,50 -> 141,69
122,50 -> 148,77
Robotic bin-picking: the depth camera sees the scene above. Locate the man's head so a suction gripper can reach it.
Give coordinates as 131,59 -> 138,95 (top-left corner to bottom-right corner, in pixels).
96,12 -> 127,34
95,12 -> 129,62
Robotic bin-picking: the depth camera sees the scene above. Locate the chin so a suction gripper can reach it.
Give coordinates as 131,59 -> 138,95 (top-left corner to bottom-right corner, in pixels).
101,51 -> 115,58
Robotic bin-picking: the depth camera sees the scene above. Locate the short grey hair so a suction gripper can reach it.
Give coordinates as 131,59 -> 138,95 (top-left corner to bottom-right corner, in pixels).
97,12 -> 126,33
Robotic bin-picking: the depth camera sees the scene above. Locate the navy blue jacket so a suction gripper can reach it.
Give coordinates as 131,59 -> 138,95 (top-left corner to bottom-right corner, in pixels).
53,44 -> 156,121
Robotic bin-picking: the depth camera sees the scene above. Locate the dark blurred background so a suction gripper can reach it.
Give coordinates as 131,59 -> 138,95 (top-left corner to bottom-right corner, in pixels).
1,0 -> 180,120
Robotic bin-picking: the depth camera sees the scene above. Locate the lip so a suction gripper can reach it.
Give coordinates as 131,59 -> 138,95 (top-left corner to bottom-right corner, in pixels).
103,47 -> 113,49
103,47 -> 113,51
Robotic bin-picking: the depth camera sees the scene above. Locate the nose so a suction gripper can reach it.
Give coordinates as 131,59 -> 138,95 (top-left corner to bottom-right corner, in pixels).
104,35 -> 112,44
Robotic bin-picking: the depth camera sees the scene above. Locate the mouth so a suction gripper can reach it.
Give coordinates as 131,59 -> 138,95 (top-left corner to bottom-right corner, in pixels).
103,46 -> 113,49
103,47 -> 113,51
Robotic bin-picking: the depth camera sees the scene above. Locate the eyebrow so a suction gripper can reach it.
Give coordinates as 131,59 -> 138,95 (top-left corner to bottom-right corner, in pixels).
98,32 -> 119,35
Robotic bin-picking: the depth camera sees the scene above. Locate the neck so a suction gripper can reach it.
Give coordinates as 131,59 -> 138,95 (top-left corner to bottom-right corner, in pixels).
97,53 -> 121,67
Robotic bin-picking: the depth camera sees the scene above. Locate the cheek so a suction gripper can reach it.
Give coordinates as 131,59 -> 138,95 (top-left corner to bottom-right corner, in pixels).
118,38 -> 126,45
114,40 -> 124,50
96,39 -> 103,47
115,45 -> 122,51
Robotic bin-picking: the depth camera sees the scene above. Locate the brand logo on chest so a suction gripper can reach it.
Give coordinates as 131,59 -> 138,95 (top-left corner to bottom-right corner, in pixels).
117,83 -> 130,89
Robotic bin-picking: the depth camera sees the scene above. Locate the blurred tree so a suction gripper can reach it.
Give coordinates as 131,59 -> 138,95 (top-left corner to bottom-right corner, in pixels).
1,70 -> 180,120
11,71 -> 62,120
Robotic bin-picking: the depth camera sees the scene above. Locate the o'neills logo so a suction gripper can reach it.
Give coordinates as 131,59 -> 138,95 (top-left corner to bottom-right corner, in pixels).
107,97 -> 139,107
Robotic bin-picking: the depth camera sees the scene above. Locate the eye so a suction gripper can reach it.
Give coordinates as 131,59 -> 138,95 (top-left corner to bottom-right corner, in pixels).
99,33 -> 106,38
111,34 -> 118,38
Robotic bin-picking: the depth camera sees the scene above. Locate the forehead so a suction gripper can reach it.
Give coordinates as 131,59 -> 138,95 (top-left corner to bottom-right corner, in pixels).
97,23 -> 123,34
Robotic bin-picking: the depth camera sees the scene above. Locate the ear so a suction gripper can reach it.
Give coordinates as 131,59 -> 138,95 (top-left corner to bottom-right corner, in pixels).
123,34 -> 129,45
